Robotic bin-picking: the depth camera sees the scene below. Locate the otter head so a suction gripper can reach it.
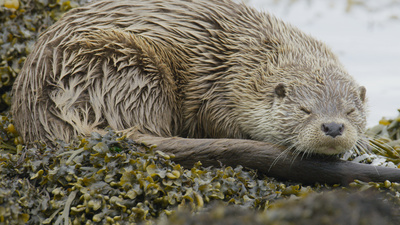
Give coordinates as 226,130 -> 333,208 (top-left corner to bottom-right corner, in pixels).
237,71 -> 367,155
271,78 -> 367,155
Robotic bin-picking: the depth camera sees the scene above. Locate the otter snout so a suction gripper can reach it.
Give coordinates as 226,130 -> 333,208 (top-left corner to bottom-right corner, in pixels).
321,122 -> 344,138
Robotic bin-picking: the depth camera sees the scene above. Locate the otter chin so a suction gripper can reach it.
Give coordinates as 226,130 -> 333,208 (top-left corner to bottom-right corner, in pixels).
11,0 -> 367,157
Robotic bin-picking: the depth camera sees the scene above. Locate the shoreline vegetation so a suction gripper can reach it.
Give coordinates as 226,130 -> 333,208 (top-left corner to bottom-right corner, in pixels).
1,0 -> 400,224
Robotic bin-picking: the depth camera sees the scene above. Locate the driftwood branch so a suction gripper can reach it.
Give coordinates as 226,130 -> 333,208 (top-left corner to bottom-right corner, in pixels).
133,133 -> 400,185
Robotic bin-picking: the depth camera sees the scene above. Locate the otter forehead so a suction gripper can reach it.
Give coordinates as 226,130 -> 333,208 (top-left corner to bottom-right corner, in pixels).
288,79 -> 365,115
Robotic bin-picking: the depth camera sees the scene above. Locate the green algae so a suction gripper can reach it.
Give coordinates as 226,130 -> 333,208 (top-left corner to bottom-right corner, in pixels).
0,0 -> 90,111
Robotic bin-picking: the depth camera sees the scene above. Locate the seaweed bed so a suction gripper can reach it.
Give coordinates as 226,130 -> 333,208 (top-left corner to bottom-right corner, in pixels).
1,0 -> 400,224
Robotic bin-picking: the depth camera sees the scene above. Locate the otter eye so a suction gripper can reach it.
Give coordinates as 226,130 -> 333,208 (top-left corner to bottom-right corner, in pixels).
300,107 -> 311,115
347,108 -> 355,115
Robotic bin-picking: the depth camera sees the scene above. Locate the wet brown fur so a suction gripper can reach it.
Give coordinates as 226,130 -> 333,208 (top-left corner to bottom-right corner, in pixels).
12,0 -> 367,155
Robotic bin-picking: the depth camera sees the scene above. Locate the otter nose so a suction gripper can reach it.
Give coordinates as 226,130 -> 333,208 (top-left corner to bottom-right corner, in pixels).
321,122 -> 344,138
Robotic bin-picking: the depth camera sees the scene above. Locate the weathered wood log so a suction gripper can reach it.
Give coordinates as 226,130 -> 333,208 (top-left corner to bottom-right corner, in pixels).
134,133 -> 400,185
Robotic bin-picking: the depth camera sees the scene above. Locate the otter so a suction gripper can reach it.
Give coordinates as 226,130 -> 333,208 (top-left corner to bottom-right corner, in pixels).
12,0 -> 400,184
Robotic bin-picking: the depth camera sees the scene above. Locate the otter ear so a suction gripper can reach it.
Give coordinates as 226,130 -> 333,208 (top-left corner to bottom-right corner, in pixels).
275,83 -> 286,98
359,86 -> 366,102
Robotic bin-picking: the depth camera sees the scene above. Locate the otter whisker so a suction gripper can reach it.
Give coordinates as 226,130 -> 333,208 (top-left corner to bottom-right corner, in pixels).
269,137 -> 297,170
294,146 -> 308,163
269,147 -> 292,171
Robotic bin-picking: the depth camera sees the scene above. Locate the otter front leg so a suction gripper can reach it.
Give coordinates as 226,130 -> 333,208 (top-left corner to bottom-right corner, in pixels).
132,132 -> 400,185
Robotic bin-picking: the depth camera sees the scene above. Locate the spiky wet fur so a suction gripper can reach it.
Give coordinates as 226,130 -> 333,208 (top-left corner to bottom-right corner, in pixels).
12,0 -> 367,154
